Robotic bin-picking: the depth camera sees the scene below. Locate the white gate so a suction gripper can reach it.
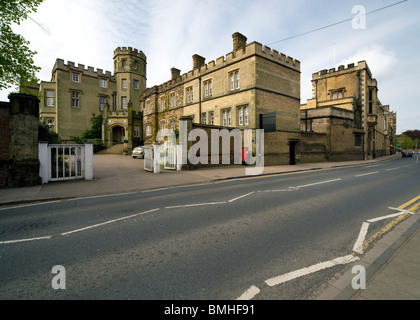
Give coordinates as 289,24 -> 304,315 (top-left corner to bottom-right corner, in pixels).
38,142 -> 93,184
143,144 -> 181,173
144,145 -> 154,172
164,145 -> 177,170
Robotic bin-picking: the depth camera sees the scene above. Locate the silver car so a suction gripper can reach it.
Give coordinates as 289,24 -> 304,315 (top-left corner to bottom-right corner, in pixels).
132,146 -> 144,159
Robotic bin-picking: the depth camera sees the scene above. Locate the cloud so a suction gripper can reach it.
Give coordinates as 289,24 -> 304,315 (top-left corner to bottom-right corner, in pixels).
338,44 -> 398,80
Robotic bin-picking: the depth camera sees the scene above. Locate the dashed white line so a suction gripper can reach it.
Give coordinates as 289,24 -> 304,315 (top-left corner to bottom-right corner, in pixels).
61,208 -> 160,236
259,189 -> 292,193
165,202 -> 226,209
265,255 -> 359,287
0,236 -> 52,245
385,167 -> 400,172
228,192 -> 255,203
293,178 -> 342,189
355,171 -> 379,177
236,285 -> 261,300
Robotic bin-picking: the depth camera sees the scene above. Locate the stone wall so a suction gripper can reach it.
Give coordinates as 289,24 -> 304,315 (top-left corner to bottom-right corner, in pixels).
0,102 -> 10,187
0,94 -> 41,188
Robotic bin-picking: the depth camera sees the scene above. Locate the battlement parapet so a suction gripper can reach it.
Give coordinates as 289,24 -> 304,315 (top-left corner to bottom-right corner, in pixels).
313,61 -> 368,78
114,47 -> 146,61
53,58 -> 115,80
143,40 -> 300,97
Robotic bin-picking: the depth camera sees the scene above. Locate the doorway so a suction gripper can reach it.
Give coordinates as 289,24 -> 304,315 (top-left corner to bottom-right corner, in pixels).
112,126 -> 125,145
289,140 -> 298,165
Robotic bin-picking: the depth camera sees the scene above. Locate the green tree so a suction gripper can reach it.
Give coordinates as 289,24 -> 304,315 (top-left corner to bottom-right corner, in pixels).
0,0 -> 44,91
72,114 -> 105,153
397,134 -> 414,149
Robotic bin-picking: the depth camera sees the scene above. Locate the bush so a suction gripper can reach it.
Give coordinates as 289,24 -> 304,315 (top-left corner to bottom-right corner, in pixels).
71,114 -> 104,153
84,138 -> 105,153
38,123 -> 60,144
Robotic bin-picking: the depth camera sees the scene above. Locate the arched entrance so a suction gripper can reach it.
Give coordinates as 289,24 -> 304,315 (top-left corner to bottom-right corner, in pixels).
111,125 -> 126,145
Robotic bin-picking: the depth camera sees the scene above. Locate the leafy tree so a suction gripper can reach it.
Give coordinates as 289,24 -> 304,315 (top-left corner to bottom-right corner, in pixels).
0,0 -> 44,91
402,130 -> 420,141
397,134 -> 414,149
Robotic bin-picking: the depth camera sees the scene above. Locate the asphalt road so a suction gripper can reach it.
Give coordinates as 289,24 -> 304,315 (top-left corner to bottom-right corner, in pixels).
0,155 -> 419,300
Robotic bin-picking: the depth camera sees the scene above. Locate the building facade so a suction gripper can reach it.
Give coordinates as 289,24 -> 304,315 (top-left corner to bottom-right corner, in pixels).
23,34 -> 396,163
301,61 -> 396,160
141,33 -> 301,162
31,47 -> 146,150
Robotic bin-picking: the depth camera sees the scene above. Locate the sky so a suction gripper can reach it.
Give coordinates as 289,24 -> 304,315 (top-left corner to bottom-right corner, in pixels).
1,0 -> 419,134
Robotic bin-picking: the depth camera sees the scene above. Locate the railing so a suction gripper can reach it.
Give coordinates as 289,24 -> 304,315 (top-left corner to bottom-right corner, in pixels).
38,142 -> 93,184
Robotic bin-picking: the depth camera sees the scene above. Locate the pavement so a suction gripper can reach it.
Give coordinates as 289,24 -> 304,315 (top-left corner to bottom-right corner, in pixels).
0,153 -> 419,300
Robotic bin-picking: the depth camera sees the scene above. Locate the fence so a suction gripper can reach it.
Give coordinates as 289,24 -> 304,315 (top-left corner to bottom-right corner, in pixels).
38,142 -> 93,184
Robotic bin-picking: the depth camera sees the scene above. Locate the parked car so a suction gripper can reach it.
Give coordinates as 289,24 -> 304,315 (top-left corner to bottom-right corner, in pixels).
401,150 -> 414,158
132,146 -> 145,159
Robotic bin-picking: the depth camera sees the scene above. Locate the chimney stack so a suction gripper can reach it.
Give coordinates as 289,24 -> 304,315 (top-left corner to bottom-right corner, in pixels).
192,54 -> 206,70
171,67 -> 181,80
232,32 -> 247,52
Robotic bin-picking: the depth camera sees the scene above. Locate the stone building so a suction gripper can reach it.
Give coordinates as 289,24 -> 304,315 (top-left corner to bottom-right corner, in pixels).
141,32 -> 302,164
27,47 -> 146,150
301,61 -> 396,160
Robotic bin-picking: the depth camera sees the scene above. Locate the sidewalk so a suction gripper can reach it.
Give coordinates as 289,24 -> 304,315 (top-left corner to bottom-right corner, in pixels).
1,153 -> 419,300
0,153 -> 401,206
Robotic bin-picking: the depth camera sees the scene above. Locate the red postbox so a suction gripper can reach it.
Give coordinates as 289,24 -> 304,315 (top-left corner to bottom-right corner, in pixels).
242,146 -> 248,164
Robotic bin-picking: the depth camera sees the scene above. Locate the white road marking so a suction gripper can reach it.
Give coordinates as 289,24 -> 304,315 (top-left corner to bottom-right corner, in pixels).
265,255 -> 359,287
228,192 -> 255,203
293,178 -> 342,189
385,167 -> 400,171
0,200 -> 62,212
353,222 -> 370,254
0,236 -> 52,245
387,207 -> 416,215
355,171 -> 379,177
367,212 -> 411,223
61,208 -> 160,236
236,285 -> 261,300
165,202 -> 226,209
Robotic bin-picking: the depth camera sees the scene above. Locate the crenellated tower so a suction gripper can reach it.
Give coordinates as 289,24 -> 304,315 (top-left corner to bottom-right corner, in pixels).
113,47 -> 147,111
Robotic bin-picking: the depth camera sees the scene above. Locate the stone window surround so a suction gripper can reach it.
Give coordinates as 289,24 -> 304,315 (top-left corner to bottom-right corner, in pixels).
237,104 -> 249,126
99,78 -> 107,88
45,90 -> 55,107
145,123 -> 151,137
70,90 -> 82,109
72,72 -> 81,83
